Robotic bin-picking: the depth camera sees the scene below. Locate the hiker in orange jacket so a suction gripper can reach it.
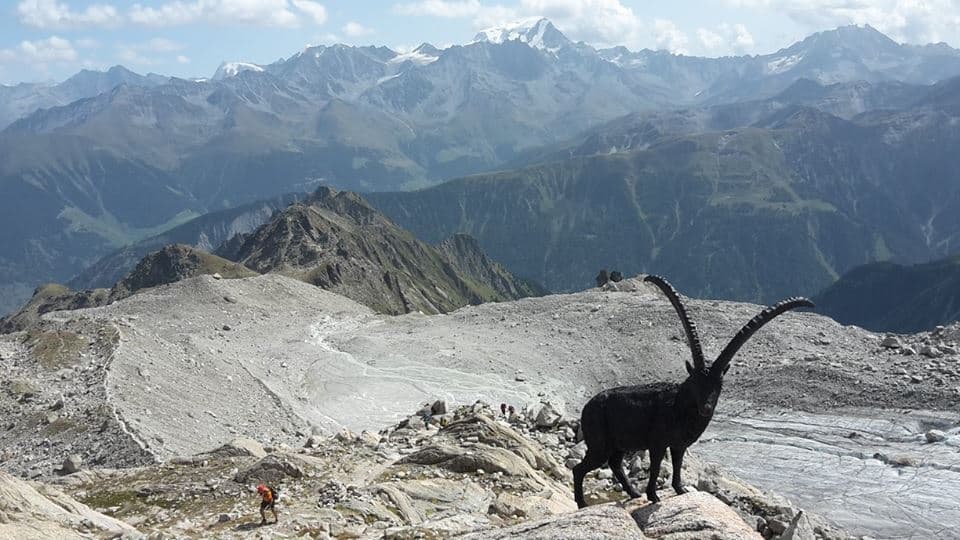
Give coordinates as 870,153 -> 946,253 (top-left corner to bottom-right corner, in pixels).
257,484 -> 278,525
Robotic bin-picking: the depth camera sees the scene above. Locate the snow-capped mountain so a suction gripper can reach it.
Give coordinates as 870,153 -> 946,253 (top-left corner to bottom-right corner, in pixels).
212,61 -> 265,81
472,17 -> 572,52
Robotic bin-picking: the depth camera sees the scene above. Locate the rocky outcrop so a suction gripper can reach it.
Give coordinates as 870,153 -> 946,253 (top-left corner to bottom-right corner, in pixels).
630,491 -> 762,539
1,245 -> 256,334
0,470 -> 139,539
456,504 -> 647,539
109,244 -> 256,301
202,437 -> 267,459
0,284 -> 108,334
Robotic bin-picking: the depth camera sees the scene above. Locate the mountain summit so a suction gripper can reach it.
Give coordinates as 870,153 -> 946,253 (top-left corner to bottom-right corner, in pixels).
472,17 -> 572,51
231,187 -> 541,314
211,61 -> 265,80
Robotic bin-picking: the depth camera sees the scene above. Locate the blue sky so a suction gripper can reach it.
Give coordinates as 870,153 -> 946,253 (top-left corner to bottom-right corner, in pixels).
2,0 -> 960,85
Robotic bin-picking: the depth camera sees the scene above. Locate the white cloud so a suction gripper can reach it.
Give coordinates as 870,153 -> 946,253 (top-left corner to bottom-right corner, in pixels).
697,28 -> 725,51
0,36 -> 79,63
17,0 -> 332,30
176,54 -> 191,63
653,19 -> 689,54
75,37 -> 100,49
291,0 -> 327,24
117,38 -> 185,66
393,0 -> 482,18
343,21 -> 374,37
697,23 -> 754,55
472,5 -> 520,28
128,0 -> 300,28
307,32 -> 341,46
17,0 -> 119,28
118,48 -> 153,65
143,38 -> 183,52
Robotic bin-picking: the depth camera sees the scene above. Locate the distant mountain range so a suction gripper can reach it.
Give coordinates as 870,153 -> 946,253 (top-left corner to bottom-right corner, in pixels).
3,20 -> 960,314
368,75 -> 960,303
0,65 -> 169,129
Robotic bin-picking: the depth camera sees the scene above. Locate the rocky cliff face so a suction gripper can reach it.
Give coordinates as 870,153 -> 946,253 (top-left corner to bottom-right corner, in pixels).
233,187 -> 540,314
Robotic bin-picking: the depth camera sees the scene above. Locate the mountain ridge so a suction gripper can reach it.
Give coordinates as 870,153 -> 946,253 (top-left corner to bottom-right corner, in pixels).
232,186 -> 541,315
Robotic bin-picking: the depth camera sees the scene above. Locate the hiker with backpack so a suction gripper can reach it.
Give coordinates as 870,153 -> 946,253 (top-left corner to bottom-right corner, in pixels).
256,484 -> 278,525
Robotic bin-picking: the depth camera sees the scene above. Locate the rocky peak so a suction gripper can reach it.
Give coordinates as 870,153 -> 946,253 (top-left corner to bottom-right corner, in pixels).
232,186 -> 540,314
109,244 -> 256,302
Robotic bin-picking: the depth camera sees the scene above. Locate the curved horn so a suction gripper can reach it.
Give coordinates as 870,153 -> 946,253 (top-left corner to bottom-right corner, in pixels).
644,275 -> 706,370
711,297 -> 814,376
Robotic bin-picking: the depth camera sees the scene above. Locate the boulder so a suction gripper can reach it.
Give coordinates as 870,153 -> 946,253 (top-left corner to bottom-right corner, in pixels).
596,270 -> 610,288
534,401 -> 564,429
880,336 -> 902,349
359,430 -> 382,447
234,453 -> 307,484
431,400 -> 448,416
568,441 -> 587,461
925,429 -> 947,443
781,510 -> 816,540
60,455 -> 83,475
457,503 -> 646,539
629,491 -> 762,539
203,437 -> 266,459
399,443 -> 537,478
335,428 -> 356,442
440,414 -> 566,479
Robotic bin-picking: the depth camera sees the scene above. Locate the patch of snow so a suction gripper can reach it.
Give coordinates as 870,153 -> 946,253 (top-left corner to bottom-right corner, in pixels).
212,62 -> 264,81
388,50 -> 438,66
377,73 -> 401,84
766,54 -> 804,74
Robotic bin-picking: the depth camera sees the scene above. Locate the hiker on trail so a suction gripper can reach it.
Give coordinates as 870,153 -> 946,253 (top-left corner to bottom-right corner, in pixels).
257,484 -> 278,525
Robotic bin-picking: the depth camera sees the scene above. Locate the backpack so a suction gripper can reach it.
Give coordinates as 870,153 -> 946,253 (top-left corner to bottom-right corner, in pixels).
268,485 -> 279,500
